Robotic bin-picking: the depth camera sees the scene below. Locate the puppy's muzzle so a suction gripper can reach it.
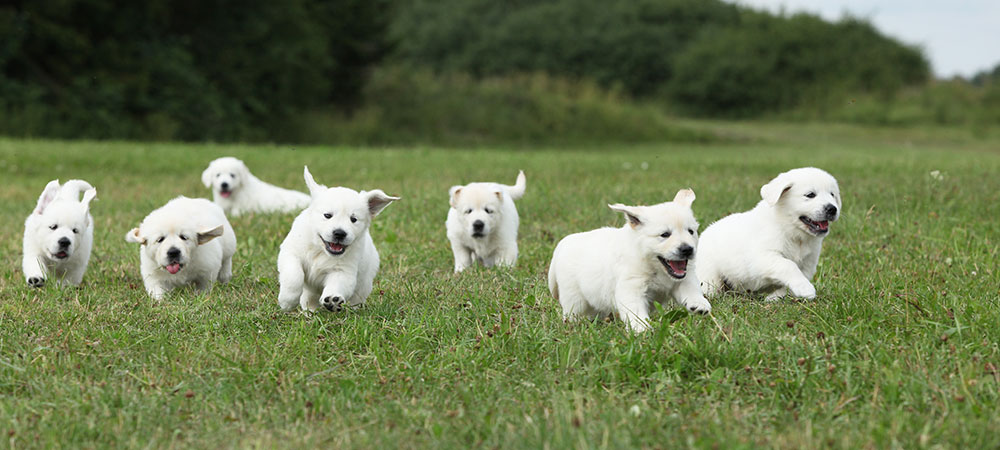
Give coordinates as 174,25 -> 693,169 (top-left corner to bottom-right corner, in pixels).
164,247 -> 184,274
219,182 -> 232,198
657,244 -> 693,279
322,230 -> 348,255
54,237 -> 71,259
472,220 -> 485,238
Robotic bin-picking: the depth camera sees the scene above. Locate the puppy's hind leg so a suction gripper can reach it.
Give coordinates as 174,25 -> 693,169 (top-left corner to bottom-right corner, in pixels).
218,255 -> 233,284
764,287 -> 787,302
495,242 -> 519,268
277,253 -> 305,311
300,286 -> 320,312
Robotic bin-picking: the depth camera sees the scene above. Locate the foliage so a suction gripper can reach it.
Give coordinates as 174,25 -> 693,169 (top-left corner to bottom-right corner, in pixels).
282,67 -> 716,146
0,0 -> 391,141
667,12 -> 930,116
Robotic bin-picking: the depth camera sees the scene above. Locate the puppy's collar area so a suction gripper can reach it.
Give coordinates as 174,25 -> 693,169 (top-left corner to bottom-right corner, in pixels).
319,234 -> 347,255
799,216 -> 830,235
656,256 -> 688,279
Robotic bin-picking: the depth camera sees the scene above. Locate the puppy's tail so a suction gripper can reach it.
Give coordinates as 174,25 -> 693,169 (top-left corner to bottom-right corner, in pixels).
504,170 -> 526,200
57,180 -> 95,202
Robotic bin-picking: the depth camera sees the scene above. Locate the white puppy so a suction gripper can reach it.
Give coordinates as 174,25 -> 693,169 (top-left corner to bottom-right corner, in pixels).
22,180 -> 97,287
125,197 -> 237,300
277,167 -> 399,312
201,156 -> 311,216
696,167 -> 841,301
446,171 -> 526,272
548,189 -> 712,332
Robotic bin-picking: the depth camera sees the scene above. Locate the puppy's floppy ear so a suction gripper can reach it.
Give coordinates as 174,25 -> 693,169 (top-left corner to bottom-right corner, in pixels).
673,188 -> 695,207
201,164 -> 214,188
364,190 -> 400,217
81,188 -> 97,209
303,166 -> 326,197
125,227 -> 145,245
197,225 -> 224,245
609,203 -> 643,228
34,180 -> 61,215
449,186 -> 463,208
760,172 -> 793,206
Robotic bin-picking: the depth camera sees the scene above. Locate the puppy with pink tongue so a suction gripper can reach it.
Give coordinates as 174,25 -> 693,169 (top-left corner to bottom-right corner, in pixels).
548,189 -> 711,333
126,197 -> 237,300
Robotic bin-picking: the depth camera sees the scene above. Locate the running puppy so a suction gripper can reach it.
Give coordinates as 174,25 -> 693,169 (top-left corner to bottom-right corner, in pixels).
22,180 -> 97,287
548,189 -> 711,332
277,167 -> 399,312
126,197 -> 237,300
696,167 -> 841,300
201,156 -> 311,216
446,171 -> 526,272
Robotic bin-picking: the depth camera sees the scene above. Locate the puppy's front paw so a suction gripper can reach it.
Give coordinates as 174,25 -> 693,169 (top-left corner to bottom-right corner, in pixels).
321,296 -> 345,312
27,277 -> 45,288
685,296 -> 712,315
789,280 -> 816,300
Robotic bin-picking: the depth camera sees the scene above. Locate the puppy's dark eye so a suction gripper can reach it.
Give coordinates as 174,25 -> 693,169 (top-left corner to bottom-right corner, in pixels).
805,192 -> 816,199
465,209 -> 472,214
180,235 -> 188,241
485,208 -> 494,214
660,231 -> 672,238
323,213 -> 332,219
230,173 -> 235,177
688,228 -> 694,235
49,224 -> 58,230
350,215 -> 358,223
156,236 -> 165,243
72,228 -> 79,234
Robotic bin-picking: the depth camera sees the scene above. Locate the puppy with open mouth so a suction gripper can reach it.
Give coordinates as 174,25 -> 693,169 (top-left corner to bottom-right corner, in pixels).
547,189 -> 711,332
201,157 -> 311,216
277,167 -> 399,312
22,179 -> 97,287
446,171 -> 526,272
696,167 -> 841,301
126,197 -> 237,300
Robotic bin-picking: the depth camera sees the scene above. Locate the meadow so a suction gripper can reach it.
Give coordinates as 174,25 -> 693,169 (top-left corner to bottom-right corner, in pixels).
0,123 -> 998,448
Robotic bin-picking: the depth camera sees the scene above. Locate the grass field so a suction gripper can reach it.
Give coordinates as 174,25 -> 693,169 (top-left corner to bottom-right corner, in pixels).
1,123 -> 999,448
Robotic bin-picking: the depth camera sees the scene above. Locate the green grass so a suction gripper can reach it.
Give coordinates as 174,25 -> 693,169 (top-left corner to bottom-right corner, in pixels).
1,123 -> 998,448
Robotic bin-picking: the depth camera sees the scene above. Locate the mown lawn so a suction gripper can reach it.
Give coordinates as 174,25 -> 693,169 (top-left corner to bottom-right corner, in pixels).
1,124 -> 998,448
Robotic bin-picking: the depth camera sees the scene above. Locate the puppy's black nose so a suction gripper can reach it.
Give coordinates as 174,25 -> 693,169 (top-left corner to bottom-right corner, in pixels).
332,229 -> 347,241
220,182 -> 229,190
57,237 -> 71,248
166,247 -> 181,259
678,244 -> 694,259
473,220 -> 485,231
824,204 -> 838,218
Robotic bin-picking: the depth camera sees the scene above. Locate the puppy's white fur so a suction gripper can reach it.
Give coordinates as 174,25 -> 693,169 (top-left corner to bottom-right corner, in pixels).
277,167 -> 399,312
548,189 -> 711,332
126,197 -> 237,300
22,180 -> 97,287
201,156 -> 311,216
446,171 -> 526,272
696,167 -> 841,300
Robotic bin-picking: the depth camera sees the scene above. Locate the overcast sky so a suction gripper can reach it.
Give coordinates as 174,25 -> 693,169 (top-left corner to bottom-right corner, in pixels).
728,0 -> 1000,78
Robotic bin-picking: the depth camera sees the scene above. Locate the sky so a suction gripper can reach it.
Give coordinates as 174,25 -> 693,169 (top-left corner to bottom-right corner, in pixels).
728,0 -> 1000,78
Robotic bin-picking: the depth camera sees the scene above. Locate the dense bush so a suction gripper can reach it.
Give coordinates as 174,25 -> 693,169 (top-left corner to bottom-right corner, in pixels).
0,0 -> 390,141
282,67 -> 716,146
391,0 -> 740,97
667,12 -> 930,116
